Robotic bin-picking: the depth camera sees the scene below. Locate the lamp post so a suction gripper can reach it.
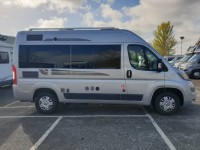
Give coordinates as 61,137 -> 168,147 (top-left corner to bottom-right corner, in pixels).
180,36 -> 184,55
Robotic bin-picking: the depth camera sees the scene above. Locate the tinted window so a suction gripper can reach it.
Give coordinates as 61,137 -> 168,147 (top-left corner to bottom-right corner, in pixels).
71,45 -> 121,69
145,50 -> 159,71
128,45 -> 147,70
19,45 -> 70,68
0,52 -> 9,64
128,45 -> 158,71
19,45 -> 121,69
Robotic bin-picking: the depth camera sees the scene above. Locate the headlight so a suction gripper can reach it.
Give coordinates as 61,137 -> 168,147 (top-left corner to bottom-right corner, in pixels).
177,72 -> 189,80
180,64 -> 186,69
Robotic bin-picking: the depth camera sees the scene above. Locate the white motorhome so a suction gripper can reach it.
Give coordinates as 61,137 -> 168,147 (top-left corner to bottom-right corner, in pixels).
12,28 -> 196,115
0,34 -> 15,87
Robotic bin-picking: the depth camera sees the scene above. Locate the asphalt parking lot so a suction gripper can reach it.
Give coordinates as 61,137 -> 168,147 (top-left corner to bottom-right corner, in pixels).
0,80 -> 200,150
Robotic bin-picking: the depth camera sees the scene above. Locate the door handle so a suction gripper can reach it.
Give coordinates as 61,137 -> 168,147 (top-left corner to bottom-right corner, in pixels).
127,70 -> 132,78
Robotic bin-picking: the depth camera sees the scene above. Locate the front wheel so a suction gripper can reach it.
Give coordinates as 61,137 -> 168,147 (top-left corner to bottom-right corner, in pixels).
154,92 -> 180,115
191,70 -> 200,79
35,92 -> 58,114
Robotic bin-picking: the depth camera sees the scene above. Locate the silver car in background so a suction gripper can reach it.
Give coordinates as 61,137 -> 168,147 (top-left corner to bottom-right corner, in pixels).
174,54 -> 194,68
179,52 -> 200,79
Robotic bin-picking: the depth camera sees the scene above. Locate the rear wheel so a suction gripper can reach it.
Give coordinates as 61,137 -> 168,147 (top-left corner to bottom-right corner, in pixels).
35,92 -> 58,114
154,92 -> 180,115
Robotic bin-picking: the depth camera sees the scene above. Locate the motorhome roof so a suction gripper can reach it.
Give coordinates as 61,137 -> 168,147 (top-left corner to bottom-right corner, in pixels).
0,34 -> 15,48
16,27 -> 147,44
29,27 -> 119,31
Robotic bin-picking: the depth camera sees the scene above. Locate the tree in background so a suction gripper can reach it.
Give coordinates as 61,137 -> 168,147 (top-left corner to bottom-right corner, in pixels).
153,21 -> 177,56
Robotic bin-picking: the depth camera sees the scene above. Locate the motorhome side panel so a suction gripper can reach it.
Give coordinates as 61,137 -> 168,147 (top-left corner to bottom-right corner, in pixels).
14,42 -> 129,103
0,46 -> 13,87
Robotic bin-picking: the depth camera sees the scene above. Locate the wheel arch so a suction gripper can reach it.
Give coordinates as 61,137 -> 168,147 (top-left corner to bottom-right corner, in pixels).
33,88 -> 58,102
151,88 -> 184,107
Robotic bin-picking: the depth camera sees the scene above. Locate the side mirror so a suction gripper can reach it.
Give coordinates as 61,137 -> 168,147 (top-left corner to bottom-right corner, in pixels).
157,59 -> 163,72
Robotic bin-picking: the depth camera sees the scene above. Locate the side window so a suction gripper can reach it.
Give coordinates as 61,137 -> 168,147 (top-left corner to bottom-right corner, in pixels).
19,45 -> 70,68
128,45 -> 147,70
128,45 -> 158,71
71,45 -> 121,69
19,45 -> 121,69
145,50 -> 158,71
0,52 -> 9,64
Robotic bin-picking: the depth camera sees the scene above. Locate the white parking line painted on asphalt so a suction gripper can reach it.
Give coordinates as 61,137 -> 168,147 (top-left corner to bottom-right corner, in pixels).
143,107 -> 176,150
0,116 -> 60,118
0,90 -> 13,92
63,114 -> 148,118
3,100 -> 19,107
0,106 -> 35,108
30,116 -> 63,150
0,114 -> 148,119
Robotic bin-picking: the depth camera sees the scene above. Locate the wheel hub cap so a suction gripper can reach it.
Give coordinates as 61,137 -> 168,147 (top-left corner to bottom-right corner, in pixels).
159,96 -> 175,112
39,96 -> 53,110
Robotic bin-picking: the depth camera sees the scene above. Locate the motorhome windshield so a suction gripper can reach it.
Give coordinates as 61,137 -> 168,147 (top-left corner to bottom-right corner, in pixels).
187,53 -> 200,63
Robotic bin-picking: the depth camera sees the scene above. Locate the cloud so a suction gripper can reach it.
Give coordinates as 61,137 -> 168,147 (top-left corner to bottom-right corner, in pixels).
100,4 -> 122,20
32,17 -> 67,28
0,0 -> 199,54
82,0 -> 200,53
0,0 -> 47,8
106,0 -> 115,5
0,0 -> 85,13
82,12 -> 94,26
48,0 -> 85,14
122,0 -> 200,53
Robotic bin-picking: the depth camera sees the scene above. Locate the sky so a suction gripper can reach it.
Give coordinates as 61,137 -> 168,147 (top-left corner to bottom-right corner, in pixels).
0,0 -> 200,54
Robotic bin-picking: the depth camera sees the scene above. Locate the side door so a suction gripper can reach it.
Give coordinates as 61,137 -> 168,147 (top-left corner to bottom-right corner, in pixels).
123,44 -> 165,104
59,44 -> 127,101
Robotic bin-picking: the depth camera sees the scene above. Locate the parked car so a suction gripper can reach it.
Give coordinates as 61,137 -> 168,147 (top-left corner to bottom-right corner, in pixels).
174,54 -> 194,68
164,55 -> 183,66
179,53 -> 200,79
168,55 -> 183,66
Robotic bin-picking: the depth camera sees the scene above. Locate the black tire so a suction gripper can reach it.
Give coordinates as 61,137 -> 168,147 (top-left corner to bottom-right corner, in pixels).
35,92 -> 58,114
154,92 -> 180,115
191,70 -> 200,79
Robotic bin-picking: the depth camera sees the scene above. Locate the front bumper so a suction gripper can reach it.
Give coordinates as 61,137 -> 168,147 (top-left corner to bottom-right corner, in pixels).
184,81 -> 196,104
